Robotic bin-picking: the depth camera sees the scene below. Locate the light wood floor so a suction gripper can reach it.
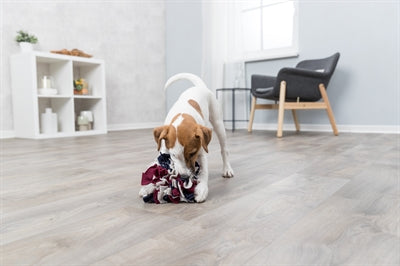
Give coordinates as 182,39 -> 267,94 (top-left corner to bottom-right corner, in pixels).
1,129 -> 399,265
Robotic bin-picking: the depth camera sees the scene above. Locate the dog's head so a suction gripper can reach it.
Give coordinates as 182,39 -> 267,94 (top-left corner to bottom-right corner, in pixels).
154,114 -> 212,175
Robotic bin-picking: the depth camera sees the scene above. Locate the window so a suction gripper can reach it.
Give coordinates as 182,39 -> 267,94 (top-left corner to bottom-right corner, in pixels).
239,0 -> 298,61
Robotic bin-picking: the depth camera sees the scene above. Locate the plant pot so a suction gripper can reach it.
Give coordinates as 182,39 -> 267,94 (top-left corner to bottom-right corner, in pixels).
19,42 -> 33,52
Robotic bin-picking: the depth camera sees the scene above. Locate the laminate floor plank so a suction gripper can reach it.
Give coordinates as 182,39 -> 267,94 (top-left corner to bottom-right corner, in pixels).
1,129 -> 399,265
247,172 -> 399,265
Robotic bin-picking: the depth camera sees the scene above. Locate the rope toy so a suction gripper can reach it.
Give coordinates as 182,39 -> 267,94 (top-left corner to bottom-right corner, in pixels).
141,153 -> 199,204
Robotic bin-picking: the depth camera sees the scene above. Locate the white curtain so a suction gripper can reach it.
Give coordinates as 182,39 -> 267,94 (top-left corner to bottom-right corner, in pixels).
201,1 -> 244,91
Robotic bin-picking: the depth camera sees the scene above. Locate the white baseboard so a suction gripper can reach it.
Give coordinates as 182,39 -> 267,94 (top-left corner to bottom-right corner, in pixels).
225,121 -> 400,134
107,122 -> 163,132
332,124 -> 400,134
0,130 -> 16,139
0,123 -> 162,139
2,122 -> 398,139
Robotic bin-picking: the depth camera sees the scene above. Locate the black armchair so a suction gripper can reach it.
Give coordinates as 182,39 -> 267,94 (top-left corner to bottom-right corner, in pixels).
248,52 -> 340,137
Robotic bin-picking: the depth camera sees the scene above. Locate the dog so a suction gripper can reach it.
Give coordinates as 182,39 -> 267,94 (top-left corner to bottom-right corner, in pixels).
139,73 -> 234,202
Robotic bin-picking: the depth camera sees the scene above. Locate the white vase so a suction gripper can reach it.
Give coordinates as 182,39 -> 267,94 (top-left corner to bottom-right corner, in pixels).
19,42 -> 33,52
41,108 -> 58,134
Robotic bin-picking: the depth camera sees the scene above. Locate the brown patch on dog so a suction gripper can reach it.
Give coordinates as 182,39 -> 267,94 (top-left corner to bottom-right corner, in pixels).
153,125 -> 176,151
177,114 -> 212,170
171,113 -> 181,124
188,99 -> 204,118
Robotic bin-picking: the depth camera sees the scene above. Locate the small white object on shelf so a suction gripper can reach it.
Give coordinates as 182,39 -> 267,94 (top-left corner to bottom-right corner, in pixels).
80,111 -> 93,130
41,108 -> 58,134
42,75 -> 53,88
77,115 -> 90,131
19,42 -> 33,52
38,75 -> 58,95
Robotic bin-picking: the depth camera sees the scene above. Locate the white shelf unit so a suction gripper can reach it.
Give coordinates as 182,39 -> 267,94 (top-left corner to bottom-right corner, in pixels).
10,51 -> 107,139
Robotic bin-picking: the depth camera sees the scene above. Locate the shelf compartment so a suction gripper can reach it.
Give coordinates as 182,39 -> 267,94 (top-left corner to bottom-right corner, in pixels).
73,61 -> 104,97
36,56 -> 73,96
74,98 -> 106,132
38,97 -> 74,134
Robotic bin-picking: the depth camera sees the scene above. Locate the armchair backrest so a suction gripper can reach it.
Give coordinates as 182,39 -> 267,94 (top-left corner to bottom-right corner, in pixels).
273,52 -> 340,101
295,52 -> 340,87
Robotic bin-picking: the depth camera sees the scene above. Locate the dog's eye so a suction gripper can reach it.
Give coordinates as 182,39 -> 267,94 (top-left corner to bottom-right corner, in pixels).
190,152 -> 196,157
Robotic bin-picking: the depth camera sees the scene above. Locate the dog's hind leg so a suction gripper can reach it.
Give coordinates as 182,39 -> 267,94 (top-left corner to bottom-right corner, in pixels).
209,95 -> 234,178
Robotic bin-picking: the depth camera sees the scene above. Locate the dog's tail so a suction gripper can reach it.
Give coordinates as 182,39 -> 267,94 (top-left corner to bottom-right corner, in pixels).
164,73 -> 207,90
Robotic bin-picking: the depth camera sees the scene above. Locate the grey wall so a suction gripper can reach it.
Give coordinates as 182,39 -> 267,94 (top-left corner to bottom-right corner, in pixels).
165,0 -> 202,112
165,1 -> 399,130
247,1 -> 399,127
1,0 -> 166,134
2,1 -> 399,135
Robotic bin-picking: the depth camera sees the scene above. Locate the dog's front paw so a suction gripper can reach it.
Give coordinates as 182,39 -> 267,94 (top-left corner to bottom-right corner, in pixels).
139,184 -> 155,197
195,182 -> 208,203
222,164 -> 234,178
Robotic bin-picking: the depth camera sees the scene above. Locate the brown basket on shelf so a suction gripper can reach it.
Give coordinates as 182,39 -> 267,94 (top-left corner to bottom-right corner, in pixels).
51,48 -> 92,58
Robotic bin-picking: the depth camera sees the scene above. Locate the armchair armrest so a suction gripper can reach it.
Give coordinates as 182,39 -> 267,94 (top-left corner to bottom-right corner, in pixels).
278,67 -> 329,80
251,74 -> 276,89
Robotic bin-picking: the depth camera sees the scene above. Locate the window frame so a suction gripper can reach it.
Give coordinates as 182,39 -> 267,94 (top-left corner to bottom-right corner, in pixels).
238,0 -> 299,62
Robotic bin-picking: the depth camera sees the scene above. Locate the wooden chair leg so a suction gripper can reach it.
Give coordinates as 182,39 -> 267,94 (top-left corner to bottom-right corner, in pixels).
319,84 -> 339,136
277,81 -> 286,138
248,96 -> 256,132
291,109 -> 300,132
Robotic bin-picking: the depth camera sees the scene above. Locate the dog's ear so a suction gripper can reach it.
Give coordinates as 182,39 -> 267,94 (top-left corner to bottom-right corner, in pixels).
196,126 -> 212,153
153,125 -> 176,151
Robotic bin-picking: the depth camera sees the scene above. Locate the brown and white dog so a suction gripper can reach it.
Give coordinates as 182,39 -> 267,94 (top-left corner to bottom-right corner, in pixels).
139,73 -> 234,202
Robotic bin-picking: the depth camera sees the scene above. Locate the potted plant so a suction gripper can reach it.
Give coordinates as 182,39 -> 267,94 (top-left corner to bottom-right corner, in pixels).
15,30 -> 38,52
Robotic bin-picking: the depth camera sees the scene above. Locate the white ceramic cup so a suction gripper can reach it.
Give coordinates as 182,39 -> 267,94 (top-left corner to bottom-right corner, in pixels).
80,111 -> 93,122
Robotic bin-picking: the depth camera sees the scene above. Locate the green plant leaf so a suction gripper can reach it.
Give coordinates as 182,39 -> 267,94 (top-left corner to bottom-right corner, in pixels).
15,30 -> 38,44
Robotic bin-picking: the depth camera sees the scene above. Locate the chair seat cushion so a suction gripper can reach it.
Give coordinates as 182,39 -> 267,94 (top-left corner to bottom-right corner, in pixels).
251,87 -> 277,100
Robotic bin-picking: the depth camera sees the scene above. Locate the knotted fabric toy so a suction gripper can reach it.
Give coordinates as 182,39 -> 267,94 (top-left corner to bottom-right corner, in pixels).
141,153 -> 199,204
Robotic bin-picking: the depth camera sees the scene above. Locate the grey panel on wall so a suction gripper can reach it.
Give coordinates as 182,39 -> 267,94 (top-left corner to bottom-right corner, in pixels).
165,1 -> 399,128
2,1 -> 166,131
246,1 -> 399,126
165,1 -> 203,113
